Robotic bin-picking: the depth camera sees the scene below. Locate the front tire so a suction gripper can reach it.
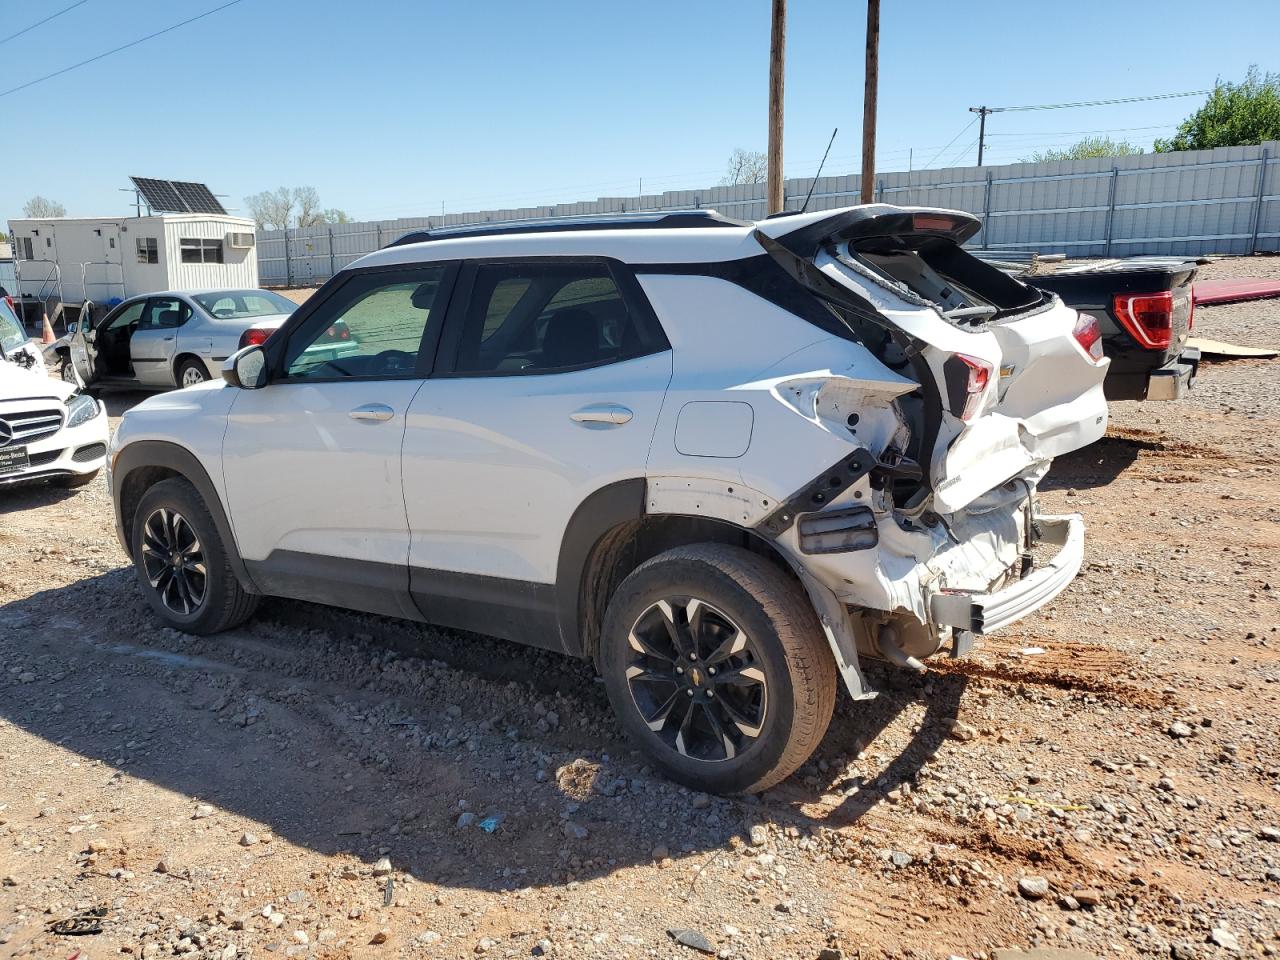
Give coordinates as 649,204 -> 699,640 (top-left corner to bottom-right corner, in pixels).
59,358 -> 78,384
131,478 -> 258,634
600,544 -> 836,794
177,358 -> 210,388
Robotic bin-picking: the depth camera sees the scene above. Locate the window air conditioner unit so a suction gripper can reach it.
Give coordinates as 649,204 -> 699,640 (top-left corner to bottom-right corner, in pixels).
227,232 -> 256,249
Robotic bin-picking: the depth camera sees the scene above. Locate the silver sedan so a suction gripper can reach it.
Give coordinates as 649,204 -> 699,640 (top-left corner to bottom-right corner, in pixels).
59,288 -> 296,389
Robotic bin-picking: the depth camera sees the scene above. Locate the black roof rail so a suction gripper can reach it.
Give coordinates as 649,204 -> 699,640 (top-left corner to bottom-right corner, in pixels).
385,210 -> 747,248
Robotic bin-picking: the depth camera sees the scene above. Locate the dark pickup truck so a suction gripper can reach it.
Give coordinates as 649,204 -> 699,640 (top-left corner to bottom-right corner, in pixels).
1019,259 -> 1200,401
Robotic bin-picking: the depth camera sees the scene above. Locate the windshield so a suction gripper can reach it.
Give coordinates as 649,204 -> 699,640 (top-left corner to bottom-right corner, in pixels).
0,299 -> 26,356
194,289 -> 295,320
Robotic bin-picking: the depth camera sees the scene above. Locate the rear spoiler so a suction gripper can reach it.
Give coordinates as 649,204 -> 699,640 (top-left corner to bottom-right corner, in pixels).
754,204 -> 982,258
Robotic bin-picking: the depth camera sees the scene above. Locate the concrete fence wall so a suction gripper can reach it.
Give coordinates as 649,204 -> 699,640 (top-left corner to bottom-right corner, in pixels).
258,141 -> 1280,286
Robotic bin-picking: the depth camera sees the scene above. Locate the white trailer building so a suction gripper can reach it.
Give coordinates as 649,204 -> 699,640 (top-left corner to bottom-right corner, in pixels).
7,212 -> 258,320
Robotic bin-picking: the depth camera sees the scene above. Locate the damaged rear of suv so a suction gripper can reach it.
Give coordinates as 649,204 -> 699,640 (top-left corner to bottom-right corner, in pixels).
110,204 -> 1107,794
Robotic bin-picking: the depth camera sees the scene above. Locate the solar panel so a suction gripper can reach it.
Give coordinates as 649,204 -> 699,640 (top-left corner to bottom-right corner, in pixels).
129,176 -> 226,215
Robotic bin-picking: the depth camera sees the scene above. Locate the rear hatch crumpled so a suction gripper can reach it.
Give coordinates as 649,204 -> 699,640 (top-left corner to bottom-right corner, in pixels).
755,204 -> 1110,515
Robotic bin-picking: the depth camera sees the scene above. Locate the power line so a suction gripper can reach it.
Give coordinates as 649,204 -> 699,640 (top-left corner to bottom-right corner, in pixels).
985,90 -> 1210,114
0,0 -> 91,46
0,0 -> 245,100
985,123 -> 1178,138
921,117 -> 977,170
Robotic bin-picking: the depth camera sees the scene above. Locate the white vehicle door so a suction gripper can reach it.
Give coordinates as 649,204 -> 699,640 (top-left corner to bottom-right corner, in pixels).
129,297 -> 191,386
220,263 -> 456,619
401,259 -> 672,647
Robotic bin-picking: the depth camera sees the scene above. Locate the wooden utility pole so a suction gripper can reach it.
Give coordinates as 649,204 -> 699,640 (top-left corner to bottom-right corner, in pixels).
860,0 -> 879,203
767,0 -> 786,214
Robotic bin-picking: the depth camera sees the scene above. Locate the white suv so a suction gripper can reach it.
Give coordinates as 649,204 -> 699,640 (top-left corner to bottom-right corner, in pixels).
109,205 -> 1108,793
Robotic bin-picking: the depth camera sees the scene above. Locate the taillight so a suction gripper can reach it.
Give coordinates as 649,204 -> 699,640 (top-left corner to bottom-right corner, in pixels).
945,353 -> 993,422
238,327 -> 271,350
1113,291 -> 1174,350
1072,312 -> 1105,363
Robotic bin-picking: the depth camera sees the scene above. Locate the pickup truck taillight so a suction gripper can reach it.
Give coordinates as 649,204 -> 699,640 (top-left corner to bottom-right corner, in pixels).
1113,291 -> 1174,350
238,328 -> 272,350
1072,313 -> 1105,363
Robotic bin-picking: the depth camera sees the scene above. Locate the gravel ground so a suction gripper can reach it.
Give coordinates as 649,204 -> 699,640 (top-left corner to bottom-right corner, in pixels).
1,257 -> 1279,959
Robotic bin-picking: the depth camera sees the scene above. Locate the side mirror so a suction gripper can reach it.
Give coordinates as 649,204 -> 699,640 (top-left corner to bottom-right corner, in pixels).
222,345 -> 268,389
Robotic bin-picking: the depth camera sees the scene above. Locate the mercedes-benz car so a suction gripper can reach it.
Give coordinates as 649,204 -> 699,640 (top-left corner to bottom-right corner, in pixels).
1,303 -> 107,488
109,206 -> 1108,793
55,288 -> 296,390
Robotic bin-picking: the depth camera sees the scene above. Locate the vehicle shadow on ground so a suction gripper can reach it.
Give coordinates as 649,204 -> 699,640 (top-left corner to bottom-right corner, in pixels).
0,569 -> 962,892
1042,434 -> 1143,491
0,481 -> 84,514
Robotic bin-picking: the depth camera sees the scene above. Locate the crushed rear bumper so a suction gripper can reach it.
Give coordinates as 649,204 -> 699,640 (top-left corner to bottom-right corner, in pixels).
927,513 -> 1084,634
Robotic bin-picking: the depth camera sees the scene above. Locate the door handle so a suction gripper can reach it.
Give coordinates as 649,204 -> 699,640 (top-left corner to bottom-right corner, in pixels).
570,403 -> 633,425
349,403 -> 395,422
162,337 -> 174,342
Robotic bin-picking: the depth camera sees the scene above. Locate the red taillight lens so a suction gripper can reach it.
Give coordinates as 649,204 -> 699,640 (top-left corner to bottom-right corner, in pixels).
1072,312 -> 1105,363
238,327 -> 271,350
1113,291 -> 1174,350
953,353 -> 993,421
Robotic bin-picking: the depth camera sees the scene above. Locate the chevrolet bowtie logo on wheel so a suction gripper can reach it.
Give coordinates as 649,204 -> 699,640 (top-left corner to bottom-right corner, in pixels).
0,419 -> 13,448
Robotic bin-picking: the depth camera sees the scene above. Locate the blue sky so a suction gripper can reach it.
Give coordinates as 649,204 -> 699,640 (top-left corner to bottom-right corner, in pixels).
1,0 -> 1273,222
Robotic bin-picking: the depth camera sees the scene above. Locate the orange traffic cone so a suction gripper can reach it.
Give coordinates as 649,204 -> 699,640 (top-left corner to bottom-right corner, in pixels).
41,315 -> 55,344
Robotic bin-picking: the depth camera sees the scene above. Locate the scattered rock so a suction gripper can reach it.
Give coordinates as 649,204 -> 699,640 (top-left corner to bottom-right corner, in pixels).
1073,888 -> 1103,907
667,928 -> 716,954
1259,826 -> 1280,842
1209,927 -> 1239,951
475,936 -> 497,953
238,832 -> 258,847
369,929 -> 389,945
456,812 -> 477,829
372,857 -> 393,876
1167,722 -> 1195,739
748,824 -> 768,846
944,718 -> 979,742
193,804 -> 214,819
1018,876 -> 1051,899
562,821 -> 589,841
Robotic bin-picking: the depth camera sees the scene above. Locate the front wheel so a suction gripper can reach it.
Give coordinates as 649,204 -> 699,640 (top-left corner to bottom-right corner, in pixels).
178,359 -> 210,388
600,544 -> 836,795
59,358 -> 79,384
131,477 -> 259,634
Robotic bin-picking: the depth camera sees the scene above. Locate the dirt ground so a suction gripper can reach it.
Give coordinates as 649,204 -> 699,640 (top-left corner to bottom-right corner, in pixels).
2,258 -> 1280,960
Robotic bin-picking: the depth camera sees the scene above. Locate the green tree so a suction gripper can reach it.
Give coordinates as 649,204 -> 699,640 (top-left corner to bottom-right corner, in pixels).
1155,67 -> 1280,152
1025,136 -> 1143,163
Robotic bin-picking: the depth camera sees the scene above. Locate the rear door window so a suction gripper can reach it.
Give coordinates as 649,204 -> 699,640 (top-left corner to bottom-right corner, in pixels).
450,261 -> 664,375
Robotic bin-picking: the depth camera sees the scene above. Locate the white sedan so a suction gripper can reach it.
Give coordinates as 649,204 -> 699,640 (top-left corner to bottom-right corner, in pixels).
1,303 -> 107,488
57,288 -> 297,390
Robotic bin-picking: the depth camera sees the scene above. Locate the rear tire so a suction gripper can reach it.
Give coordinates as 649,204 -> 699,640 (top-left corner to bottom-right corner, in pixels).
177,358 -> 210,388
600,543 -> 836,794
131,477 -> 258,635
